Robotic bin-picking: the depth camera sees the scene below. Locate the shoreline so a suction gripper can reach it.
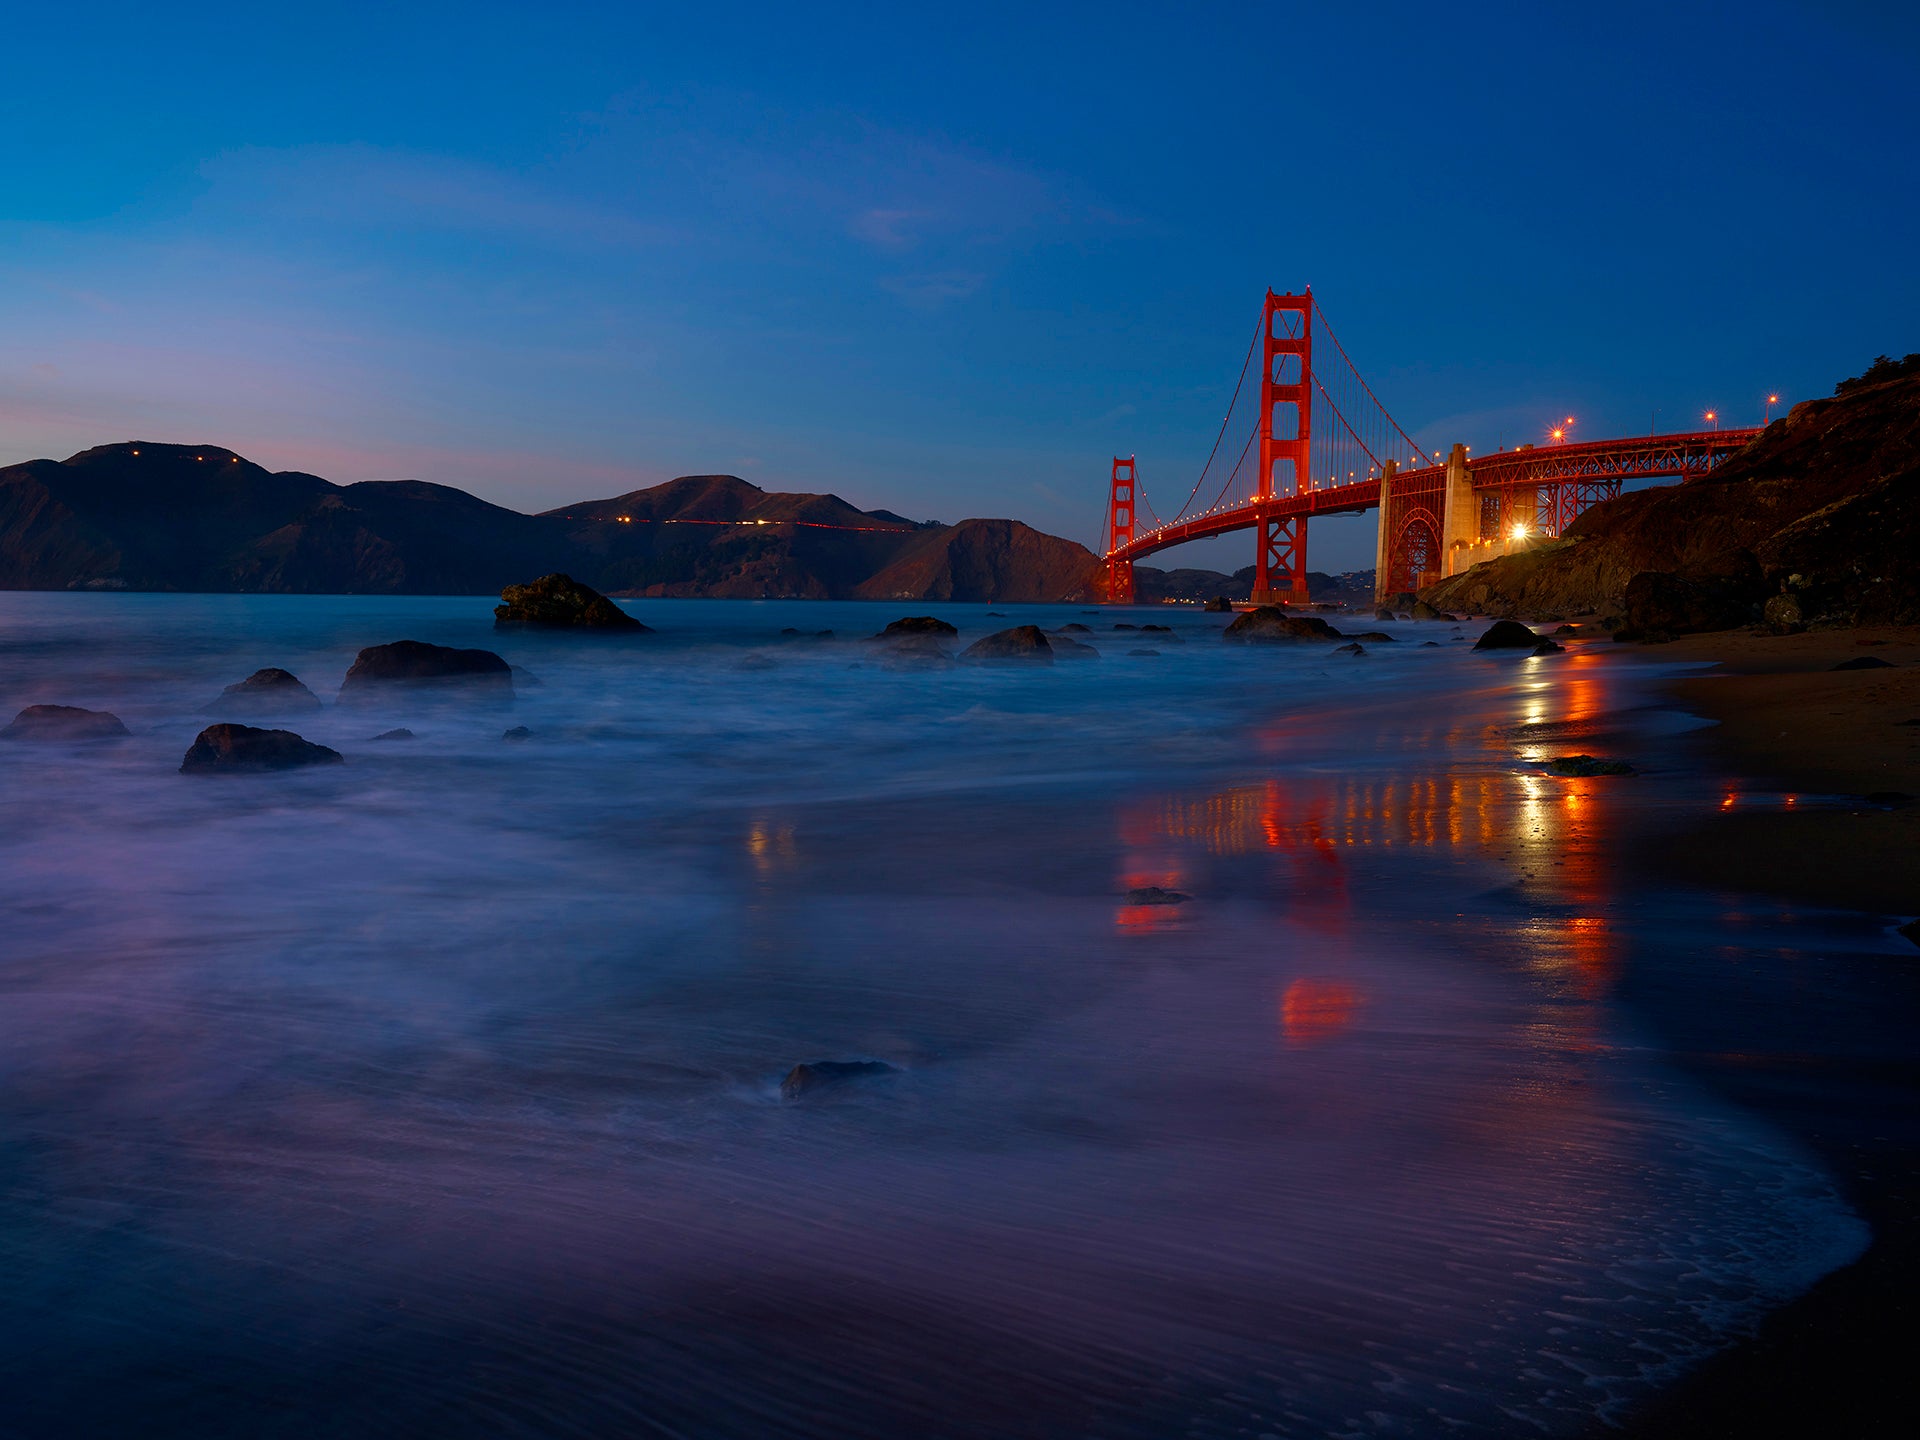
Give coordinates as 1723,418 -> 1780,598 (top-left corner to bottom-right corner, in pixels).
1604,625 -> 1920,1438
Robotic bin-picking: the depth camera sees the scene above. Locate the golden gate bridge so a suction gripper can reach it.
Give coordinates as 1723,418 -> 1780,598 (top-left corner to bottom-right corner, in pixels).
1102,289 -> 1761,604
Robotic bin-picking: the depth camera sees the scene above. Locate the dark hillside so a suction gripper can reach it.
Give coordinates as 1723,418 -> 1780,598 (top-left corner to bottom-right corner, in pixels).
0,446 -> 1097,602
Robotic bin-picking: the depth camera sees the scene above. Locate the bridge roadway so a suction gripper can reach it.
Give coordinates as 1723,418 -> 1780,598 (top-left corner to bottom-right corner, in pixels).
1105,427 -> 1762,599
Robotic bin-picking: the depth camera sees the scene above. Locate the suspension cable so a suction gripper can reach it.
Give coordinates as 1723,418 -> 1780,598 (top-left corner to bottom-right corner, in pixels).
1169,316 -> 1262,524
1312,303 -> 1428,461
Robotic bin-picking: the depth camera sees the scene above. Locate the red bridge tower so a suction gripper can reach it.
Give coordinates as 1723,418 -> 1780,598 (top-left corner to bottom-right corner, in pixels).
1253,289 -> 1312,605
1104,456 -> 1136,604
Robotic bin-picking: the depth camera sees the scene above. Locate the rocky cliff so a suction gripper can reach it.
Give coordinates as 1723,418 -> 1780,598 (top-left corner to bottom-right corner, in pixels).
1420,364 -> 1920,634
0,443 -> 1102,603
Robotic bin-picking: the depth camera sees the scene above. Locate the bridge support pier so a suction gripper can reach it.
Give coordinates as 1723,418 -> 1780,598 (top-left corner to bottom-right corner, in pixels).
1371,461 -> 1397,603
1251,513 -> 1309,606
1440,443 -> 1476,580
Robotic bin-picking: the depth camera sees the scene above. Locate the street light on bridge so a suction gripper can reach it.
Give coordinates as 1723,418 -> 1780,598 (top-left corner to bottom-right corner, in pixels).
1705,409 -> 1718,432
1763,393 -> 1780,424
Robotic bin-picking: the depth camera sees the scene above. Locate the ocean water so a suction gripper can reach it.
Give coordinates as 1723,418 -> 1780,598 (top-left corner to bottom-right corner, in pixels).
0,593 -> 1872,1438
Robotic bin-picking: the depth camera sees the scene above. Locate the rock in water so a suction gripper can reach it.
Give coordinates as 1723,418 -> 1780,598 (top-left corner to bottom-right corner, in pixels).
1531,640 -> 1565,655
370,728 -> 415,741
960,626 -> 1055,663
864,616 -> 959,661
1222,607 -> 1342,643
180,723 -> 344,774
1545,754 -> 1636,777
2,704 -> 129,741
1348,631 -> 1395,643
871,616 -> 958,640
1333,642 -> 1366,655
210,667 -> 321,714
1832,655 -> 1895,671
1411,599 -> 1454,621
339,641 -> 515,700
1050,634 -> 1101,660
1127,886 -> 1191,905
502,726 -> 532,741
1473,620 -> 1541,650
1900,918 -> 1920,950
1374,606 -> 1396,622
1203,596 -> 1233,612
493,573 -> 648,631
780,1060 -> 899,1101
864,615 -> 958,662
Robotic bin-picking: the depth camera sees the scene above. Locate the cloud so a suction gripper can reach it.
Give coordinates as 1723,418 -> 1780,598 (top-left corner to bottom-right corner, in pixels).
848,207 -> 932,252
877,271 -> 986,309
196,144 -> 673,251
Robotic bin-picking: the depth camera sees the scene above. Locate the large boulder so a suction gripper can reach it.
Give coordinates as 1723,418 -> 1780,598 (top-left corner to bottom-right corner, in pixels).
1202,596 -> 1233,612
1472,620 -> 1541,650
1222,607 -> 1342,643
339,640 -> 514,699
493,573 -> 648,631
1410,599 -> 1454,621
960,625 -> 1055,663
209,667 -> 321,714
2,704 -> 129,741
180,723 -> 344,774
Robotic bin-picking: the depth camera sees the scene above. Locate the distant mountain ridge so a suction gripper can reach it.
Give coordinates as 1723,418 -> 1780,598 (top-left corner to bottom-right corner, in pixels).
0,443 -> 1100,603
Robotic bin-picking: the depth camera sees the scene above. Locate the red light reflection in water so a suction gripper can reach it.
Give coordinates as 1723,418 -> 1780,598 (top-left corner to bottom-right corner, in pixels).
1280,978 -> 1362,1044
1115,650 -> 1641,997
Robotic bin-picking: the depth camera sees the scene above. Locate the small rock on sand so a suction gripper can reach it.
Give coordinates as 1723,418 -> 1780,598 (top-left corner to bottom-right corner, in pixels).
780,1060 -> 899,1101
1544,755 -> 1635,777
1474,620 -> 1541,650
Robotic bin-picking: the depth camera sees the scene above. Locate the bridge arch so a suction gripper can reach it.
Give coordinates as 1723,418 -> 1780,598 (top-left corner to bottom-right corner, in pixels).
1385,504 -> 1441,596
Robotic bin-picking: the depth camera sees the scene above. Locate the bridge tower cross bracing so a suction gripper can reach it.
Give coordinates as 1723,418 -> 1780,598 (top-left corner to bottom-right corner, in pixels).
1104,456 -> 1137,604
1253,289 -> 1313,606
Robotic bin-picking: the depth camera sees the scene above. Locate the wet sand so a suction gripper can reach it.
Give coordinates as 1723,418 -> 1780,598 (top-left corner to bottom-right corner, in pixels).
1617,625 -> 1920,1439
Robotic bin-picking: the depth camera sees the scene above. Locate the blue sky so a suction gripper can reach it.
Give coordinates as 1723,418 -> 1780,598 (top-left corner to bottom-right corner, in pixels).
3,1 -> 1915,571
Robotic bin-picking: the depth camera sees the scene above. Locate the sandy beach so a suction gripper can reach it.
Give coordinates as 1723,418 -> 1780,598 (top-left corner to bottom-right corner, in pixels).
1619,625 -> 1919,1438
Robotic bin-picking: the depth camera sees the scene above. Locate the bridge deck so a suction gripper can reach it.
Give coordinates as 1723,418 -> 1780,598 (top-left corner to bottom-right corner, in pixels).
1108,427 -> 1759,565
